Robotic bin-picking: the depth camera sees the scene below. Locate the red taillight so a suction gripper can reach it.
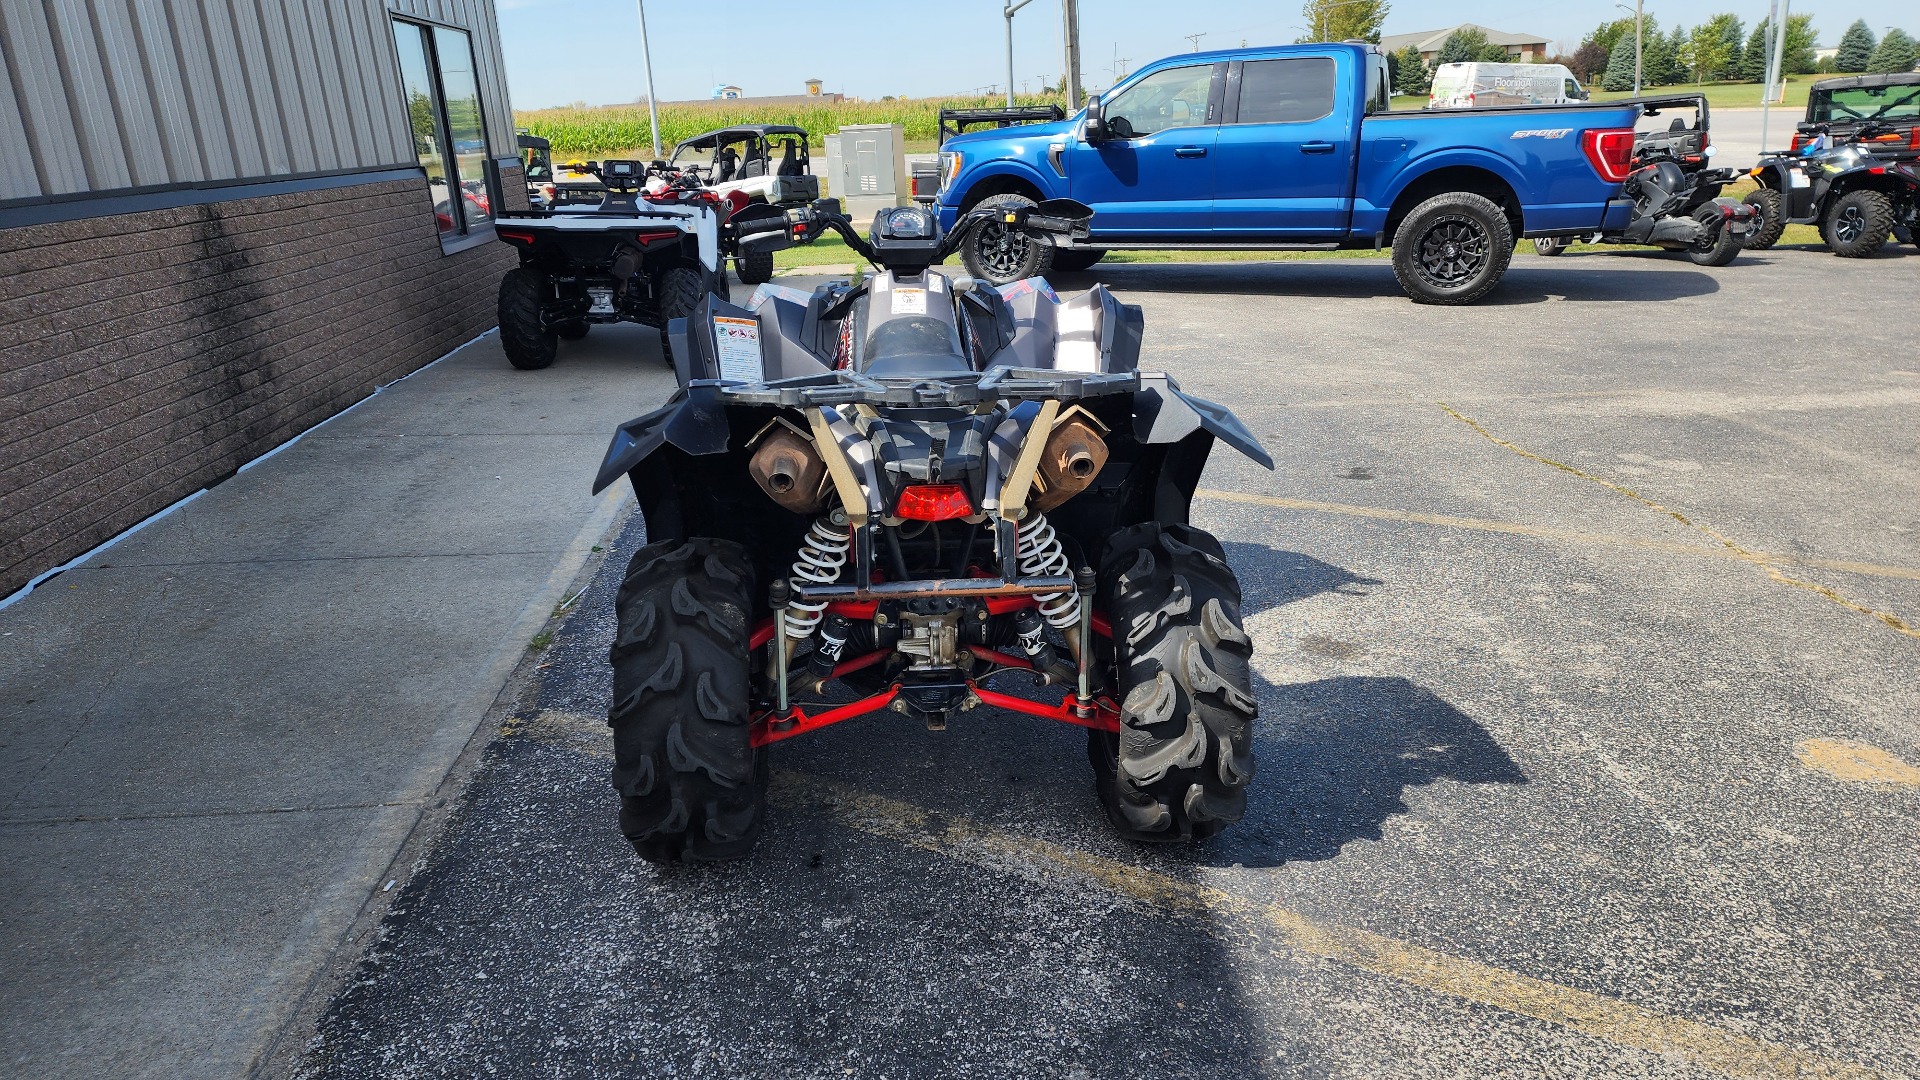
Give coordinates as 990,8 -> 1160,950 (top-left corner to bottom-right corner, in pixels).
1581,128 -> 1635,183
1910,127 -> 1920,150
498,229 -> 535,243
895,484 -> 973,521
1790,133 -> 1807,152
632,229 -> 679,244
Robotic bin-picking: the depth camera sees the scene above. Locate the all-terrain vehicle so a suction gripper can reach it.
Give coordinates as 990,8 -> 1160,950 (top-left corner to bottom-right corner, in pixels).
492,160 -> 790,370
592,197 -> 1272,863
1533,95 -> 1751,265
516,132 -> 554,209
1744,77 -> 1920,258
667,126 -> 823,285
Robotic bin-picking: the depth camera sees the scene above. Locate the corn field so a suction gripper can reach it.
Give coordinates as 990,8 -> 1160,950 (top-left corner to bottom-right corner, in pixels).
516,94 -> 1065,156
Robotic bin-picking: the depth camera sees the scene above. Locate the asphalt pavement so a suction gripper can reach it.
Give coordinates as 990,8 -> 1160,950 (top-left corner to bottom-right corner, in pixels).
287,242 -> 1920,1079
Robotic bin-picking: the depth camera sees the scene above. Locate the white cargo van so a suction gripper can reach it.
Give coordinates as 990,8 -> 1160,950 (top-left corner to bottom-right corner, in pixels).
1427,63 -> 1588,108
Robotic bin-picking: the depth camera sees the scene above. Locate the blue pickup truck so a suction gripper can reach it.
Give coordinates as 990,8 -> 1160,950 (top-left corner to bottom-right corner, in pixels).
936,43 -> 1643,304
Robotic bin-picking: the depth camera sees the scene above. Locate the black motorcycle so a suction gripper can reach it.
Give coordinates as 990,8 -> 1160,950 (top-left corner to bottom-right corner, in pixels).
1744,121 -> 1919,258
591,198 -> 1272,863
1535,135 -> 1751,265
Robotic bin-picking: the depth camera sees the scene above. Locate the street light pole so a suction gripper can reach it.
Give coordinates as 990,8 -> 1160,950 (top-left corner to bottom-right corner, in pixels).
633,0 -> 662,158
1004,0 -> 1035,108
1061,0 -> 1083,110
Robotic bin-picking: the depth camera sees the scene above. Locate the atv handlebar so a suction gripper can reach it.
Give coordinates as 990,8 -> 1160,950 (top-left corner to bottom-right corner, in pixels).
791,197 -> 1093,273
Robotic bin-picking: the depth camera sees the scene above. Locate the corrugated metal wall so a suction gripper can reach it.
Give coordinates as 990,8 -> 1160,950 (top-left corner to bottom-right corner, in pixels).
0,0 -> 516,204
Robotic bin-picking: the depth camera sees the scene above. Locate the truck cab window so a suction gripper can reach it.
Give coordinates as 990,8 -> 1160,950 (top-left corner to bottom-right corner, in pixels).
1102,65 -> 1216,138
1235,58 -> 1336,125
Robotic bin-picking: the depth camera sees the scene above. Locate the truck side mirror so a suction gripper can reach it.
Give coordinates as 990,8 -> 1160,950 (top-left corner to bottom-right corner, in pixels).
1083,100 -> 1108,142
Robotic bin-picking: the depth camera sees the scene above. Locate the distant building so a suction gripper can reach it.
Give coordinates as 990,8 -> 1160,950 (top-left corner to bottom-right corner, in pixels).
1380,23 -> 1550,63
712,84 -> 744,99
806,79 -> 824,96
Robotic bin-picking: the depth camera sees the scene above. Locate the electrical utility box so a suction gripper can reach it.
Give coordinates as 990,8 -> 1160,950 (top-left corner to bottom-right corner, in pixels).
823,124 -> 907,223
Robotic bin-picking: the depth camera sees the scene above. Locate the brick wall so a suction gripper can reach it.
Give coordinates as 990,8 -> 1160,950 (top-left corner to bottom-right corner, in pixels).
0,175 -> 516,596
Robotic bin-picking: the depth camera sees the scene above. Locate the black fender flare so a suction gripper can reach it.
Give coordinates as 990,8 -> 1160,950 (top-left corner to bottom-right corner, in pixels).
1132,374 -> 1274,471
591,383 -> 733,494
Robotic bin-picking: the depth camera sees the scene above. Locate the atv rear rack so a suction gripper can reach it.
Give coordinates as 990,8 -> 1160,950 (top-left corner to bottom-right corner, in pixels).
691,367 -> 1141,409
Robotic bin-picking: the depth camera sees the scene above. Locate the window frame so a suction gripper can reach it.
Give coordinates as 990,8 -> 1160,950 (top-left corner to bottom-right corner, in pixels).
1225,56 -> 1339,127
391,17 -> 495,252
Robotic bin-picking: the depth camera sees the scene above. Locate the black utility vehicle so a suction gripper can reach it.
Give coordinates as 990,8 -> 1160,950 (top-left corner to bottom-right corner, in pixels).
1533,95 -> 1751,265
491,161 -> 788,370
592,198 -> 1270,863
1744,74 -> 1920,257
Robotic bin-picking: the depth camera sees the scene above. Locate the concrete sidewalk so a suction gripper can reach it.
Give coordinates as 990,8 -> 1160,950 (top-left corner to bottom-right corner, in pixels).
0,325 -> 676,1078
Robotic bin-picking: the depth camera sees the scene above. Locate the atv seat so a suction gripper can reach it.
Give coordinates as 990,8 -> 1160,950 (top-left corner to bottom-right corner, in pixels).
777,142 -> 801,176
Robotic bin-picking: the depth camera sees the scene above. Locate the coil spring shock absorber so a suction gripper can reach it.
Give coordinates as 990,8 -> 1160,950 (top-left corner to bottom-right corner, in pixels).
785,517 -> 850,638
1016,512 -> 1079,630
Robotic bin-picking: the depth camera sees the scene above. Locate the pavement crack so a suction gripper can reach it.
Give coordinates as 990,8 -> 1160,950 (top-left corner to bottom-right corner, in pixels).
0,799 -> 424,827
1436,402 -> 1920,642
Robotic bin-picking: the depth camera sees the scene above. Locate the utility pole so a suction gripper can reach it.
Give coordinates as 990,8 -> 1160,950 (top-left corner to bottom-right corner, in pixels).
1184,32 -> 1207,52
1060,0 -> 1083,109
633,0 -> 662,157
1768,0 -> 1791,104
1004,0 -> 1036,108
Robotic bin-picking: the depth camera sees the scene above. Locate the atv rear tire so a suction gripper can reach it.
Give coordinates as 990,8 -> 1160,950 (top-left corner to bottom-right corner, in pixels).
1686,205 -> 1742,267
1822,189 -> 1892,258
1090,523 -> 1256,842
961,193 -> 1055,285
498,267 -> 557,370
1741,188 -> 1785,250
608,538 -> 766,864
736,249 -> 776,285
656,265 -> 707,368
557,321 -> 590,340
1391,191 -> 1514,305
1049,247 -> 1107,273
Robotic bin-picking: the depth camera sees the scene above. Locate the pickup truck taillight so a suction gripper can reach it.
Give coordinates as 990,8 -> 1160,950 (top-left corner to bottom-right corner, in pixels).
1581,129 -> 1636,183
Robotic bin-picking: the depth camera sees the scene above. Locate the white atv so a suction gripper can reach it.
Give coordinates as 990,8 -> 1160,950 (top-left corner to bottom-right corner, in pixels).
491,160 -> 789,370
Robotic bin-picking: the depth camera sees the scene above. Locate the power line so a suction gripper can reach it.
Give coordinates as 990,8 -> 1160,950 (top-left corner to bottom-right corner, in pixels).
1183,32 -> 1207,51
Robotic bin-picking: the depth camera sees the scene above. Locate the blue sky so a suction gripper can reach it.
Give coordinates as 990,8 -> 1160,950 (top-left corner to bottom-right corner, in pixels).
496,0 -> 1915,108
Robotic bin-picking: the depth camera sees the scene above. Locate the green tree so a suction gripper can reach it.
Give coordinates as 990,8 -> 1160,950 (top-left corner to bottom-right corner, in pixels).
1298,0 -> 1389,43
1570,40 -> 1608,82
1739,20 -> 1771,81
1868,29 -> 1918,74
1834,19 -> 1876,72
1782,14 -> 1818,74
1601,36 -> 1638,91
1656,25 -> 1689,84
1685,14 -> 1742,82
1393,44 -> 1431,94
1583,18 -> 1636,56
1434,27 -> 1510,66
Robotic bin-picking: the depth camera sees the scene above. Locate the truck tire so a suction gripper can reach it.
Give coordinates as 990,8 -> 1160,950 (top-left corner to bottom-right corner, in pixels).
557,321 -> 590,340
1741,188 -> 1785,250
498,267 -> 557,371
1686,205 -> 1742,267
1531,237 -> 1570,256
1090,523 -> 1256,842
655,265 -> 707,368
1390,191 -> 1514,305
960,193 -> 1055,285
608,538 -> 766,864
1050,247 -> 1107,272
736,249 -> 776,285
1822,189 -> 1892,259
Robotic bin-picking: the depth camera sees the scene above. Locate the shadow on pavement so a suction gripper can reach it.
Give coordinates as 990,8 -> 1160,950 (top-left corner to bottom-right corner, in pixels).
1059,258 -> 1724,304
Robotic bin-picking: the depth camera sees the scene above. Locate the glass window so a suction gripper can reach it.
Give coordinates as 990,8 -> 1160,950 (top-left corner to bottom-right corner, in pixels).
1235,58 -> 1336,125
1102,65 -> 1215,139
392,20 -> 492,238
1809,85 -> 1920,124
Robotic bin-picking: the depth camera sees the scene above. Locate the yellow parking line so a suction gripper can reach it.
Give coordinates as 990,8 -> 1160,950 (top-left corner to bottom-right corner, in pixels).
1193,489 -> 1920,584
773,771 -> 1887,1080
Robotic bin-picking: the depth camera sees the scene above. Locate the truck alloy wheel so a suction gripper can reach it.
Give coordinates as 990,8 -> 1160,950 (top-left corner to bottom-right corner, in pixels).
1391,192 -> 1513,305
960,193 -> 1054,284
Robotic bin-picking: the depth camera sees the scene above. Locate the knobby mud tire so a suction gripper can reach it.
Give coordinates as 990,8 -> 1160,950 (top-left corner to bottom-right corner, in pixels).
1390,191 -> 1514,306
498,267 -> 557,370
1822,189 -> 1892,259
1741,188 -> 1785,250
1090,523 -> 1257,842
608,538 -> 766,864
655,265 -> 708,368
736,249 -> 776,285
